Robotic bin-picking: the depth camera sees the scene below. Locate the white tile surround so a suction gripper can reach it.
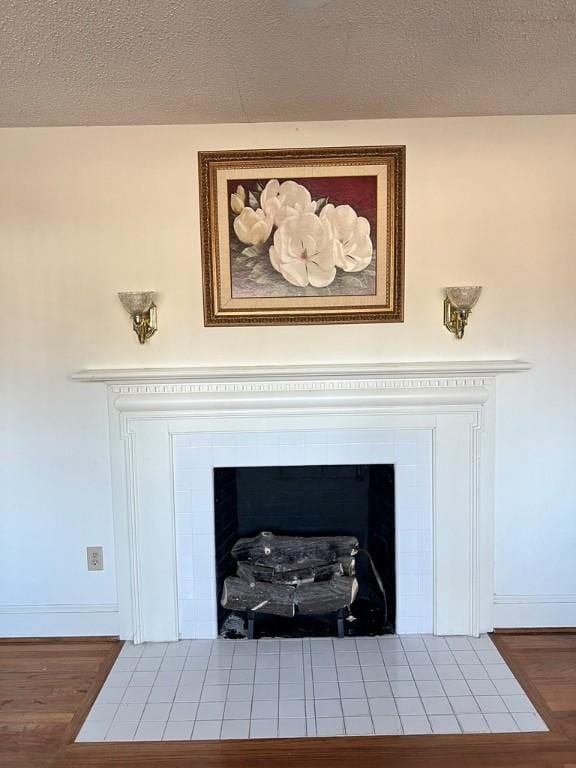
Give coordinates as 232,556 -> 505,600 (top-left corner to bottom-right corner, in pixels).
76,633 -> 547,742
73,360 -> 530,643
174,428 -> 433,638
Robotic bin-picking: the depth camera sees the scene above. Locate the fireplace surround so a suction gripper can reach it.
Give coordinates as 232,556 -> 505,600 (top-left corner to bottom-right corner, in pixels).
174,424 -> 431,638
73,360 -> 529,643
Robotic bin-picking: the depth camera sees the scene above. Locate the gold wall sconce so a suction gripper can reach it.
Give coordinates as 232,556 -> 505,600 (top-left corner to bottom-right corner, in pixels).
443,286 -> 482,339
118,291 -> 158,344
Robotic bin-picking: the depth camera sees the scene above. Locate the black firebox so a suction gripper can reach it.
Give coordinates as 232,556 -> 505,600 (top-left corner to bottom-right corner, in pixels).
213,464 -> 395,638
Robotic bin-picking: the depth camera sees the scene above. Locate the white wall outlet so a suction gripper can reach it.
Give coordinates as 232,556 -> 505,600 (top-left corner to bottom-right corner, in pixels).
87,546 -> 104,571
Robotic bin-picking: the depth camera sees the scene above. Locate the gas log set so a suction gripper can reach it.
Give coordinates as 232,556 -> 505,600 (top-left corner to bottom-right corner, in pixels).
220,531 -> 359,637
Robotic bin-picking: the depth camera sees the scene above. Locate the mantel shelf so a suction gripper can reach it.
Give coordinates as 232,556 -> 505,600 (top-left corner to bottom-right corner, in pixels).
72,360 -> 531,385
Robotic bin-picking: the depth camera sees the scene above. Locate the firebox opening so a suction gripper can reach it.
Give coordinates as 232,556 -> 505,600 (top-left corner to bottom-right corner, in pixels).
214,464 -> 395,638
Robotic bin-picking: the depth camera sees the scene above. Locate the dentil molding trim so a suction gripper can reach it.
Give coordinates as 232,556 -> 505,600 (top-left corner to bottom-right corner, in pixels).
73,361 -> 531,411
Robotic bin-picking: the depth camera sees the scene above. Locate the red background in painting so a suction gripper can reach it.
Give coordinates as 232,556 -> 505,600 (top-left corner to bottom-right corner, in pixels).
228,175 -> 377,242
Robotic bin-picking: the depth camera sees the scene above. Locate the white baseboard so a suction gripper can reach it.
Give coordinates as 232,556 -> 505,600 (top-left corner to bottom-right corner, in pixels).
0,603 -> 119,637
494,594 -> 576,628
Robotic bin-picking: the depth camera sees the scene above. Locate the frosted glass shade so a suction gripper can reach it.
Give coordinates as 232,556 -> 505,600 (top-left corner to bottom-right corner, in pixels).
118,291 -> 157,315
445,286 -> 482,311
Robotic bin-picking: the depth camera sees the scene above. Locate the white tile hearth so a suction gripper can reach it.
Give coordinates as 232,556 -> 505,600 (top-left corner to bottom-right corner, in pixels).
77,634 -> 547,742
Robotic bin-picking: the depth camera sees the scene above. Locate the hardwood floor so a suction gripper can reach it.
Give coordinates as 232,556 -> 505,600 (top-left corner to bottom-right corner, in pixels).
1,633 -> 576,767
0,637 -> 120,768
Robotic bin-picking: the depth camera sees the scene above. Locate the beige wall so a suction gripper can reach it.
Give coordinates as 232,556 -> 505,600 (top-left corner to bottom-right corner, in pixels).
1,115 -> 575,632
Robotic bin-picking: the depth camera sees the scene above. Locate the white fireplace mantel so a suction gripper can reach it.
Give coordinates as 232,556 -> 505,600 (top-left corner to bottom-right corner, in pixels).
74,360 -> 530,643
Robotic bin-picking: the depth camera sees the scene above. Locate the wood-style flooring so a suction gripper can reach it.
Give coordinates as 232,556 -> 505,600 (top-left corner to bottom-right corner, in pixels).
1,632 -> 576,767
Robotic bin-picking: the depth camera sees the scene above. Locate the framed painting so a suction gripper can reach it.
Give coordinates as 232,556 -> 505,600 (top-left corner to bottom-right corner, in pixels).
198,145 -> 405,326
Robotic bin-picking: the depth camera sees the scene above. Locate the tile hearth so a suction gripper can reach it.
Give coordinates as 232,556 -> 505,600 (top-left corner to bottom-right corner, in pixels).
77,634 -> 547,741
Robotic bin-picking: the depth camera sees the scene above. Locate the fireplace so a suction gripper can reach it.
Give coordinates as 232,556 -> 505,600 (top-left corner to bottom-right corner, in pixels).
72,360 -> 530,642
214,465 -> 395,638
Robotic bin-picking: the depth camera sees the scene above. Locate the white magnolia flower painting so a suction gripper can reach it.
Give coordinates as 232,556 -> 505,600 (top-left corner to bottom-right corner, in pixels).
228,176 -> 377,298
198,146 -> 405,326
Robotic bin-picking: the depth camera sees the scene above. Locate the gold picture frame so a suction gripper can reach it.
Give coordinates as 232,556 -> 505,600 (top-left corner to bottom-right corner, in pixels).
198,145 -> 405,326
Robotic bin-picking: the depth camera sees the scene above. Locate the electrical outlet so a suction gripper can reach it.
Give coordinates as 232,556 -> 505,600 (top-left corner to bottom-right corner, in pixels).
87,546 -> 104,571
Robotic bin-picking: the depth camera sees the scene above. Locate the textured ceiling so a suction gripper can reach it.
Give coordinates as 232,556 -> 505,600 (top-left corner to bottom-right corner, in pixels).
1,0 -> 576,127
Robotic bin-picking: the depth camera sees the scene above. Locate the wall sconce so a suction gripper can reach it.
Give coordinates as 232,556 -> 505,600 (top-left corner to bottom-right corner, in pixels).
118,291 -> 158,344
443,286 -> 482,339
